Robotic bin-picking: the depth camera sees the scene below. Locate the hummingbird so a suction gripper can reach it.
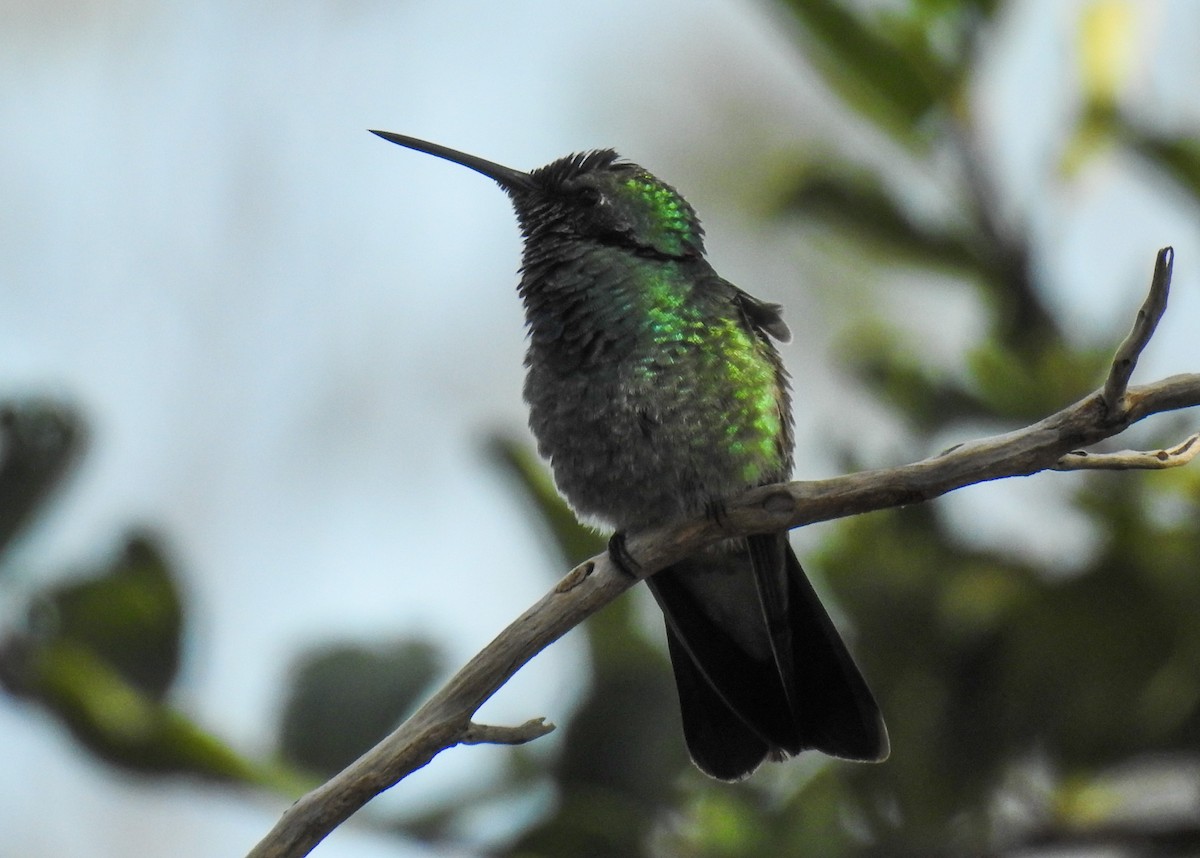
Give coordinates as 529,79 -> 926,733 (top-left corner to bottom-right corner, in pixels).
371,130 -> 888,780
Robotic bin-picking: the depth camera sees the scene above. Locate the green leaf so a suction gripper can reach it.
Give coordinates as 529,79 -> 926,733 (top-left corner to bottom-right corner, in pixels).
1126,130 -> 1200,201
1078,0 -> 1138,109
279,639 -> 442,777
28,532 -> 184,698
780,0 -> 957,147
0,636 -> 292,787
967,339 -> 1110,420
835,321 -> 991,432
28,530 -> 184,696
0,398 -> 85,562
784,167 -> 980,272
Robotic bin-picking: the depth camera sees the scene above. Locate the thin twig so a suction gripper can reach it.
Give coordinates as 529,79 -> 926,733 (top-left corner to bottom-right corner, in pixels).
1054,431 -> 1200,470
461,718 -> 555,745
1103,246 -> 1174,415
246,249 -> 1200,858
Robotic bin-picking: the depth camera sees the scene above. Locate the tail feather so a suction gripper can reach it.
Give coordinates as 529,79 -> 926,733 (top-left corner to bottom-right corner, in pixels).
661,629 -> 771,781
770,536 -> 888,761
647,533 -> 887,780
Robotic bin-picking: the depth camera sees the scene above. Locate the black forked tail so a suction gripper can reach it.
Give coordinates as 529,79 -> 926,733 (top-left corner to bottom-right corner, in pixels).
647,533 -> 888,780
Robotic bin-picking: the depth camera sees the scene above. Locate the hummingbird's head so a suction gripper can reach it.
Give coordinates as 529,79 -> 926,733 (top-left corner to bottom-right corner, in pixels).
521,150 -> 704,257
370,131 -> 705,258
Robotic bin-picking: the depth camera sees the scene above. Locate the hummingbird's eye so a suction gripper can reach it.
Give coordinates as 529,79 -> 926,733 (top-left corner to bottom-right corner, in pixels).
576,186 -> 602,207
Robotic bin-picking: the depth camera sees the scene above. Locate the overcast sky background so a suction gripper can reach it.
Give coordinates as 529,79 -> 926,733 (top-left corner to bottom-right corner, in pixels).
3,0 -> 1200,855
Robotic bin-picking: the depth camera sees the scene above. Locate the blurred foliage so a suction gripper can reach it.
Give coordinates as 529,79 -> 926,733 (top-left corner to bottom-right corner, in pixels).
0,525 -> 295,788
5,1 -> 1200,856
279,638 -> 442,777
0,398 -> 85,562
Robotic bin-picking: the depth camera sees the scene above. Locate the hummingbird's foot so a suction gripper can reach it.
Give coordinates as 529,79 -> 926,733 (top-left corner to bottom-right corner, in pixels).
607,532 -> 642,579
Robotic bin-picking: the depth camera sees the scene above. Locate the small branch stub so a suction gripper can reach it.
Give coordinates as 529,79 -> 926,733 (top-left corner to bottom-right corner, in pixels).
461,718 -> 556,746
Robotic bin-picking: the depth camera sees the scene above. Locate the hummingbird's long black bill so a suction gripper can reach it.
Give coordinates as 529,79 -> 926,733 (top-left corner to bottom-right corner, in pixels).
369,130 -> 535,192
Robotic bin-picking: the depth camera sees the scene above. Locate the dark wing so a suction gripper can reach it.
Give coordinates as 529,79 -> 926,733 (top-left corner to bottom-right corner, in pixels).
733,288 -> 790,342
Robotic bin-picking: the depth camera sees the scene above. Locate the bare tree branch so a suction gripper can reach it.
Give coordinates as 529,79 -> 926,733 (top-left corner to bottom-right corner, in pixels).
246,248 -> 1200,858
